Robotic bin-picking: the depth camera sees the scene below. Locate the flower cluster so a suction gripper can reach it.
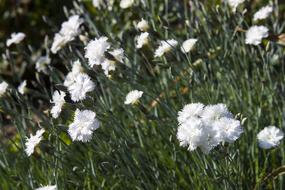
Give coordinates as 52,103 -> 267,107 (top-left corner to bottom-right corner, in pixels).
177,103 -> 244,153
245,4 -> 272,45
85,37 -> 124,77
2,2 -> 285,188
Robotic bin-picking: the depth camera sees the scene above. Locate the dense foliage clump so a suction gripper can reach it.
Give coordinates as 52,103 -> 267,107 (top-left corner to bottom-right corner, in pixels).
0,0 -> 285,189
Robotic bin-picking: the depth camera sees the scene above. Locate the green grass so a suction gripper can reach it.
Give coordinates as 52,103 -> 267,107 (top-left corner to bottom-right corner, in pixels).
0,0 -> 285,189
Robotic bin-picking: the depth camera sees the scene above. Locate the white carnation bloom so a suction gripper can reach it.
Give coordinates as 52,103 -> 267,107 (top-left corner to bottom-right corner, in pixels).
213,118 -> 243,143
85,37 -> 110,67
6,32 -> 26,47
64,60 -> 84,88
68,109 -> 100,142
50,91 -> 66,119
68,73 -> 95,102
177,118 -> 207,151
177,103 -> 243,154
245,25 -> 269,46
51,15 -> 83,54
60,15 -> 83,37
227,0 -> 245,12
154,39 -> 178,57
18,80 -> 27,95
35,185 -> 57,190
124,90 -> 143,105
25,129 -> 45,156
199,124 -> 222,153
0,81 -> 8,97
51,34 -> 70,54
177,103 -> 204,124
136,32 -> 149,49
257,126 -> 284,149
253,5 -> 273,21
177,118 -> 221,154
201,104 -> 233,121
181,38 -> 198,53
137,19 -> 149,31
120,0 -> 134,9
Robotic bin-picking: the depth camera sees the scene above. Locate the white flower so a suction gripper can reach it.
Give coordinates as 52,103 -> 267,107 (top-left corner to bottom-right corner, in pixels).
213,117 -> 243,143
177,118 -> 221,153
154,39 -> 178,57
36,56 -> 51,73
18,80 -> 27,95
257,126 -> 284,149
68,109 -> 100,142
25,129 -> 45,156
181,38 -> 198,53
245,25 -> 269,45
35,185 -> 57,190
201,104 -> 233,121
177,118 -> 207,151
253,5 -> 273,21
64,60 -> 84,88
51,15 -> 83,54
0,81 -> 8,97
85,37 -> 110,67
227,0 -> 245,12
120,0 -> 134,9
124,90 -> 143,105
6,32 -> 26,47
68,73 -> 95,102
60,15 -> 83,37
136,32 -> 149,49
137,19 -> 149,31
177,103 -> 204,124
177,103 -> 243,153
50,91 -> 66,118
199,124 -> 222,153
51,34 -> 70,54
